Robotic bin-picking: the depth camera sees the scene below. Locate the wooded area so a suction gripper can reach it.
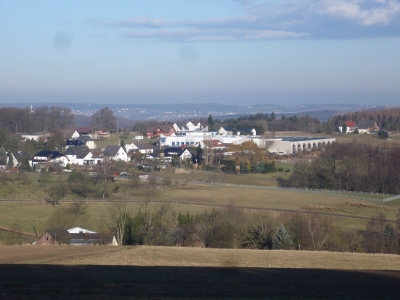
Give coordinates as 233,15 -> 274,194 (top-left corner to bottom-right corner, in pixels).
328,108 -> 400,131
284,141 -> 400,194
0,106 -> 74,134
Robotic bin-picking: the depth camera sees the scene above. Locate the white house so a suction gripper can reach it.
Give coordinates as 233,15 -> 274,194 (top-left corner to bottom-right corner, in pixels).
76,136 -> 96,149
31,150 -> 69,168
9,151 -> 31,168
64,146 -> 93,165
103,145 -> 129,162
125,143 -> 139,153
164,147 -> 194,160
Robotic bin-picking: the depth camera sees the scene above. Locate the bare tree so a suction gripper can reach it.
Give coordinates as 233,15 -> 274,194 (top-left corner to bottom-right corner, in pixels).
106,201 -> 129,245
307,214 -> 332,251
90,107 -> 117,131
96,157 -> 115,183
241,211 -> 275,249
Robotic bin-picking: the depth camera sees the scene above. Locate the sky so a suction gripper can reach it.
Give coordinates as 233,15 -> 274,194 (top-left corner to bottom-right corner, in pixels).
1,0 -> 400,106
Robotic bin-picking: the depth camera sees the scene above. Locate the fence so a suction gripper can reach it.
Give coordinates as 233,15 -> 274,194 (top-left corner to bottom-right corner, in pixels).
187,180 -> 395,203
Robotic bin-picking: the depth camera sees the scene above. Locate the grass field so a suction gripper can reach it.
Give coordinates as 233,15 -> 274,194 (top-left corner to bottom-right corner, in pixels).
1,246 -> 399,299
1,182 -> 398,238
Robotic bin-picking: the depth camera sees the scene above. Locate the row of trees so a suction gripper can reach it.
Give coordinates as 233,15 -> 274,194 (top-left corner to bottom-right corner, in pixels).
216,113 -> 322,133
37,198 -> 400,253
0,106 -> 75,134
110,203 -> 400,254
284,141 -> 400,194
0,106 -> 120,136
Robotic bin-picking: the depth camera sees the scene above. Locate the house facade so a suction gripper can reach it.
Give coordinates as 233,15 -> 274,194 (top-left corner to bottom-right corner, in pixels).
145,125 -> 175,138
164,147 -> 194,160
31,150 -> 69,168
159,131 -> 218,147
64,146 -> 93,165
357,120 -> 379,134
103,145 -> 129,162
10,151 -> 31,168
76,136 -> 96,149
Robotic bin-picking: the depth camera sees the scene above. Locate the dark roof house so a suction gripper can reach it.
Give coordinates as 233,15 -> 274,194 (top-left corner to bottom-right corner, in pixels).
357,120 -> 379,131
11,151 -> 31,165
33,150 -> 66,160
64,146 -> 91,159
76,135 -> 94,143
66,139 -> 85,147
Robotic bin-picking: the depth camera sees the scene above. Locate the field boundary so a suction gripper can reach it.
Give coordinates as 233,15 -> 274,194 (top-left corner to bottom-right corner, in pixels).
187,180 -> 395,202
0,199 -> 396,223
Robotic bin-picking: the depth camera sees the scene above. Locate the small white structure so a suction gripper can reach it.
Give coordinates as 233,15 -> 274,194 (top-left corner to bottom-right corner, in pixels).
134,135 -> 144,140
21,132 -> 51,141
67,227 -> 97,234
125,143 -> 139,153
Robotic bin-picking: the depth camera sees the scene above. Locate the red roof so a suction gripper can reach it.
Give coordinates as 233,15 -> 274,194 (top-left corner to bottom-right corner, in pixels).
344,121 -> 356,128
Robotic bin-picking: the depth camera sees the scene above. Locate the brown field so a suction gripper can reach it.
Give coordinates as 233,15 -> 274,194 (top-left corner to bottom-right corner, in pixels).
1,245 -> 400,299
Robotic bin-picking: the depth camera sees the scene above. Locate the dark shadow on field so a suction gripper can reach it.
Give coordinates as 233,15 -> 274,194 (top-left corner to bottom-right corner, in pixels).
0,265 -> 399,299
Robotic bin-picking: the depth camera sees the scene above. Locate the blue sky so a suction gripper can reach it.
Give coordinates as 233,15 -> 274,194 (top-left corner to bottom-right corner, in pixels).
1,0 -> 400,105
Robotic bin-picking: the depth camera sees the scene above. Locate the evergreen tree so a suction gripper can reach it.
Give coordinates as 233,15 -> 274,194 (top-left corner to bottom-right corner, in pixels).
272,223 -> 293,250
207,114 -> 215,131
0,147 -> 7,165
196,145 -> 203,164
120,139 -> 126,152
7,153 -> 13,167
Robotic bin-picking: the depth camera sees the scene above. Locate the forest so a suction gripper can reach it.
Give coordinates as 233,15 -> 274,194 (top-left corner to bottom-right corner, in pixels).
284,141 -> 400,194
328,107 -> 400,131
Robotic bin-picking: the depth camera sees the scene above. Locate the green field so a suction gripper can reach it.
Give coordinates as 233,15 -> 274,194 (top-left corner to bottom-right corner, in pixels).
0,161 -> 399,241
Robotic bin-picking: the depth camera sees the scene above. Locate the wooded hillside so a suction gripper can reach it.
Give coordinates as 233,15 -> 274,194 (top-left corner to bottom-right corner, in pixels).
328,108 -> 400,131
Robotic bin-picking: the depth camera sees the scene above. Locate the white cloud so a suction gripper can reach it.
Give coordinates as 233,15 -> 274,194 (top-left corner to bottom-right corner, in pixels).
91,0 -> 400,41
312,0 -> 400,25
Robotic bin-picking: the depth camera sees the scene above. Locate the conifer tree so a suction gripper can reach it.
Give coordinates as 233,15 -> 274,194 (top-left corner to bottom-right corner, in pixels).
207,114 -> 215,131
272,223 -> 293,250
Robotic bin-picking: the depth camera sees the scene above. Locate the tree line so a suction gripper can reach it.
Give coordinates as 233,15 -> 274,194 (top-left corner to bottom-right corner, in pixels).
0,106 -> 75,134
328,107 -> 400,132
283,141 -> 400,194
108,202 -> 400,254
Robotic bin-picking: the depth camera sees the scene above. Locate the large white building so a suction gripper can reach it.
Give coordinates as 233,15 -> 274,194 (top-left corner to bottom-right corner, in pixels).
159,131 -> 218,147
267,137 -> 336,155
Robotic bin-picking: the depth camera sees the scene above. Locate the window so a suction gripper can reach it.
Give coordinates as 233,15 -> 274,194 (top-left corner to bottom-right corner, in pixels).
172,142 -> 175,146
186,142 -> 189,145
181,142 -> 184,145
